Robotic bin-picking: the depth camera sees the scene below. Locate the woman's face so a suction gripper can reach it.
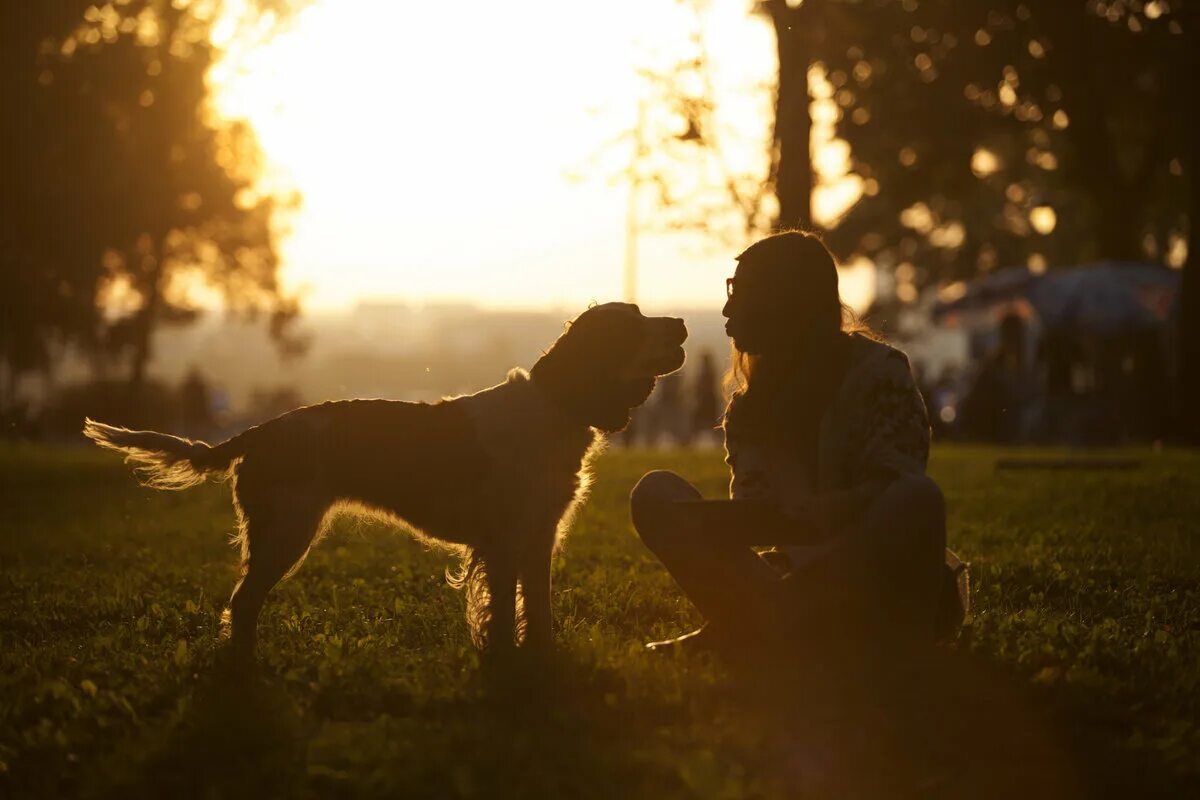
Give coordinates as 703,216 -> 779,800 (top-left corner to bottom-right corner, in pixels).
722,260 -> 786,356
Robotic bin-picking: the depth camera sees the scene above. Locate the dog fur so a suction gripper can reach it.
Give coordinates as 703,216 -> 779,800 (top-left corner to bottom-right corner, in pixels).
83,303 -> 686,663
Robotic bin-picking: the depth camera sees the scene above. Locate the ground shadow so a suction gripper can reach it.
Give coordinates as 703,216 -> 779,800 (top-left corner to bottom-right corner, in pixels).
96,639 -> 1181,799
105,648 -> 690,800
108,663 -> 307,800
708,645 -> 1084,799
359,651 -> 688,799
716,640 -> 1199,800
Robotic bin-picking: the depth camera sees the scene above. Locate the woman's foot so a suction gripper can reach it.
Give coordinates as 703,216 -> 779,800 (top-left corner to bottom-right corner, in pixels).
645,625 -> 719,654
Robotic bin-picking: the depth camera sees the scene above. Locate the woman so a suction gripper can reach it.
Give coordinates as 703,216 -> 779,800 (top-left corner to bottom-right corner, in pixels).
630,231 -> 966,661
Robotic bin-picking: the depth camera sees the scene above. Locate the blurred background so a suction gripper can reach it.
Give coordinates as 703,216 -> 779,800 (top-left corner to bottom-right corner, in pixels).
2,0 -> 1195,447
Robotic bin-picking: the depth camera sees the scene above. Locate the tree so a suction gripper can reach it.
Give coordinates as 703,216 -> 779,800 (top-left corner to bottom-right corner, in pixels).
1,3 -> 109,403
0,0 -> 304,413
818,0 -> 1039,290
761,0 -> 821,230
813,2 -> 1188,286
1180,0 -> 1199,441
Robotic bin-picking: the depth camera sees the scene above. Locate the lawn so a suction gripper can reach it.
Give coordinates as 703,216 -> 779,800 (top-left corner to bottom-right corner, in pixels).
1,443 -> 1197,798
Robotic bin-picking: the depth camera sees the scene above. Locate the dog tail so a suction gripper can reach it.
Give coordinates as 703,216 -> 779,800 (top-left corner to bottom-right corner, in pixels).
446,549 -> 490,649
82,418 -> 243,490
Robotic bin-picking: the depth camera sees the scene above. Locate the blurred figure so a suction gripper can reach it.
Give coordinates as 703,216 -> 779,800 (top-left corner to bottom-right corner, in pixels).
960,313 -> 1032,443
1128,330 -> 1170,442
618,406 -> 642,448
179,368 -> 214,438
647,373 -> 687,446
1035,328 -> 1081,443
689,350 -> 721,446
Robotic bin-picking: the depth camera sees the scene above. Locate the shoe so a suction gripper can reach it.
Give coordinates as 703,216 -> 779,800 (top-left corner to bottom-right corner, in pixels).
645,625 -> 717,654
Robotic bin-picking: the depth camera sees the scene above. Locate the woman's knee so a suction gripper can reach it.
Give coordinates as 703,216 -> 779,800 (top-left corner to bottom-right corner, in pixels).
865,473 -> 946,553
630,470 -> 698,543
899,473 -> 944,517
878,473 -> 943,520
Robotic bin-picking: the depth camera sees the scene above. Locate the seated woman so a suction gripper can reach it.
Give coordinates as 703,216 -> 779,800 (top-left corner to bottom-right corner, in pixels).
631,231 -> 966,662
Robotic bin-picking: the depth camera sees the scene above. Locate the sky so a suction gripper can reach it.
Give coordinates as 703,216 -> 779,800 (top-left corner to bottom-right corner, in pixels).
207,0 -> 873,313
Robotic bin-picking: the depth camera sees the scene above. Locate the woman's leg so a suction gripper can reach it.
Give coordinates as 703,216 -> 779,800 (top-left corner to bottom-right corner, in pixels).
630,470 -> 786,642
782,473 -> 946,647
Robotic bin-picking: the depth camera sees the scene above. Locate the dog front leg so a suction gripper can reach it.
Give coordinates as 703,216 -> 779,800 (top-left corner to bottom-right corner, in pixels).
519,538 -> 554,652
483,554 -> 518,656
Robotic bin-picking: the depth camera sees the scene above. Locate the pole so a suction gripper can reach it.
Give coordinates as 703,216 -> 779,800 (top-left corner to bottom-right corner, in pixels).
624,99 -> 647,305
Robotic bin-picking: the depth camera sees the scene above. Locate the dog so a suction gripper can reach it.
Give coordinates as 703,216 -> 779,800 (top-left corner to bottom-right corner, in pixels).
84,303 -> 686,664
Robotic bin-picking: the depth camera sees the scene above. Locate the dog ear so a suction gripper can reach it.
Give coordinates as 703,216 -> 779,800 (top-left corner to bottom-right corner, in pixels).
531,306 -> 648,431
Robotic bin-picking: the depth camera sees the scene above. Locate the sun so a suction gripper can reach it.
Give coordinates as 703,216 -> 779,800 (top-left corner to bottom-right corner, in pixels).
206,0 -> 870,312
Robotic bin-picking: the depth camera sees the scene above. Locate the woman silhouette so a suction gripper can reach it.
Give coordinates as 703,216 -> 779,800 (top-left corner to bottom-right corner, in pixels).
631,231 -> 963,660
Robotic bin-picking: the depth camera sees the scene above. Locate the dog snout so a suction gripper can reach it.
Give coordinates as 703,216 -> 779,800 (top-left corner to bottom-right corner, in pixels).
669,317 -> 688,345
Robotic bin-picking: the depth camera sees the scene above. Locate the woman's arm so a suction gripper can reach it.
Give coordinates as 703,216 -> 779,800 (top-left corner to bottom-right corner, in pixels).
782,479 -> 891,534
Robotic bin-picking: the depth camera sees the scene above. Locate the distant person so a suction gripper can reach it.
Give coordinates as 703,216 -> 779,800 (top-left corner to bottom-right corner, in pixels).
619,406 -> 641,448
960,312 -> 1030,443
649,373 -> 687,446
1128,329 -> 1170,442
630,231 -> 966,664
179,368 -> 214,437
1036,327 -> 1081,443
689,350 -> 721,446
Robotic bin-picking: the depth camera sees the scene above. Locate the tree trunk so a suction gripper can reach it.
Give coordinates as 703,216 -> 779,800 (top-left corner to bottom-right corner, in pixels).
0,357 -> 11,418
1041,4 -> 1145,262
127,244 -> 163,409
767,2 -> 816,231
1179,5 -> 1200,443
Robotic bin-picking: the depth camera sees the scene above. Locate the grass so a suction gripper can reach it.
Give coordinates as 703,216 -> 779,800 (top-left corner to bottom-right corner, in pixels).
0,443 -> 1197,798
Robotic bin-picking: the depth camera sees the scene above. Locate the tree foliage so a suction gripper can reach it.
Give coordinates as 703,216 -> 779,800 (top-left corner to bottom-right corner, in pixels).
0,0 -> 304,402
638,1 -> 1190,291
821,0 -> 1190,293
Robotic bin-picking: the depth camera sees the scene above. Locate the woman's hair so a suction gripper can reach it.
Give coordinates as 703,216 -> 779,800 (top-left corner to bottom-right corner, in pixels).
722,231 -> 878,457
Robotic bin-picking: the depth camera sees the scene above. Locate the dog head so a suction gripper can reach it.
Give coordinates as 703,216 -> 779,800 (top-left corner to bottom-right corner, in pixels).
530,302 -> 688,432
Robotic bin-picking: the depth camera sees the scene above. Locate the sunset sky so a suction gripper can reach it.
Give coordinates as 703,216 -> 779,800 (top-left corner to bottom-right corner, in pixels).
208,0 -> 874,313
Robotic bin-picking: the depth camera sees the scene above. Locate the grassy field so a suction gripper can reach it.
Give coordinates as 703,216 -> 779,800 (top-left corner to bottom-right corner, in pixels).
1,443 -> 1197,798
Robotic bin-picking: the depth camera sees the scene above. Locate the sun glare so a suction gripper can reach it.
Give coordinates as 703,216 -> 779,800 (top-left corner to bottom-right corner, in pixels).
207,0 -> 867,312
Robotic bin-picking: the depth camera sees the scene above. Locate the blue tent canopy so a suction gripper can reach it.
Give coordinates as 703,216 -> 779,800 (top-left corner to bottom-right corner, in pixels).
933,262 -> 1179,335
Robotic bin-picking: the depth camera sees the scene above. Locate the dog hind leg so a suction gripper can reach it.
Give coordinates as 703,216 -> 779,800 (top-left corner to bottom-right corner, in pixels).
225,497 -> 325,665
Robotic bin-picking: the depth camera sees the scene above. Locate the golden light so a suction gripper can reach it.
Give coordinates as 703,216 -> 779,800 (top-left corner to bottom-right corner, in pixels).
896,282 -> 919,304
1030,205 -> 1057,235
971,147 -> 1001,178
937,280 -> 967,304
899,202 -> 935,234
205,0 -> 871,312
1167,234 -> 1188,269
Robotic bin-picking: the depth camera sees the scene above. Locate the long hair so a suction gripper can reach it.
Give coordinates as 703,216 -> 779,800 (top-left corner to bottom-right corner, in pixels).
721,231 -> 879,458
